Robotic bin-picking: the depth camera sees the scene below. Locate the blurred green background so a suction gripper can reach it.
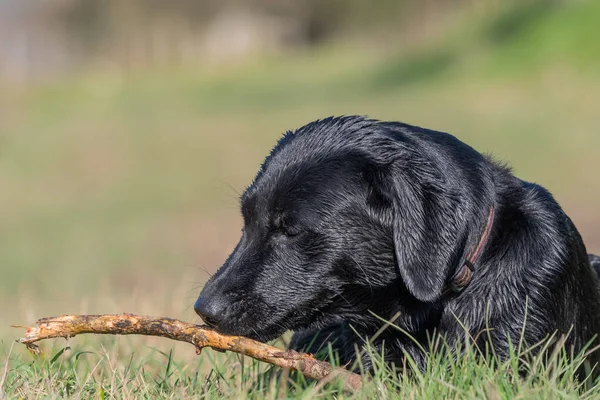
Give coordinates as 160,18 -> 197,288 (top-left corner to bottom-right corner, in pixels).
1,0 -> 599,357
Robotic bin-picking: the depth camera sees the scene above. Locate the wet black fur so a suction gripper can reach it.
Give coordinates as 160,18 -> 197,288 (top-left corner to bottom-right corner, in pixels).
195,116 -> 600,372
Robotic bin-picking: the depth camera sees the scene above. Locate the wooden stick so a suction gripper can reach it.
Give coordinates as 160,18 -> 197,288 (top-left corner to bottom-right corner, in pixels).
13,313 -> 363,391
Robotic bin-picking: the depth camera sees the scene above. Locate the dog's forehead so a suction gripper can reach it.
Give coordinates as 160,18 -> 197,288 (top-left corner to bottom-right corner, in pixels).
243,154 -> 363,218
250,116 -> 385,183
241,116 -> 389,218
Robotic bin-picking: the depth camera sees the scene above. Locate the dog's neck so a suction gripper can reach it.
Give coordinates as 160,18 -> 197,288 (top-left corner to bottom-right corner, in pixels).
339,208 -> 497,351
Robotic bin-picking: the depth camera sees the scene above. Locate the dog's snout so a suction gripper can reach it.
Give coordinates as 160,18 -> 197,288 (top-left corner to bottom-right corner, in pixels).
194,293 -> 227,328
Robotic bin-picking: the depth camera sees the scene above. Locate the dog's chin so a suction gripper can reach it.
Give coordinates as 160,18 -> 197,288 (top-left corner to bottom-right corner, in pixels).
212,321 -> 287,343
215,315 -> 323,342
246,327 -> 285,342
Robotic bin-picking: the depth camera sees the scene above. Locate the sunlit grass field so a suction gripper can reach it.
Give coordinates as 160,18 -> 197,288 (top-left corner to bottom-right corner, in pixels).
1,1 -> 600,398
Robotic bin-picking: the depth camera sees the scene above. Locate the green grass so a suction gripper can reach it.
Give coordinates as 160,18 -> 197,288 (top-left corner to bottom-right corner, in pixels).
4,329 -> 600,399
1,0 -> 600,397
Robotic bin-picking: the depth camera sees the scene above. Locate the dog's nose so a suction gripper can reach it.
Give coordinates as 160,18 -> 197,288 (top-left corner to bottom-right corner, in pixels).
194,294 -> 227,328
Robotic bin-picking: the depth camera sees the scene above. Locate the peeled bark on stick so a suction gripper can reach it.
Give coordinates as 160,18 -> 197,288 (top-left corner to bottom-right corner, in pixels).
14,313 -> 362,391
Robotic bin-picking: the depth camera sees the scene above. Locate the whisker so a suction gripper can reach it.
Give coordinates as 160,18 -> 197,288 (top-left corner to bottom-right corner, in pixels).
348,254 -> 374,296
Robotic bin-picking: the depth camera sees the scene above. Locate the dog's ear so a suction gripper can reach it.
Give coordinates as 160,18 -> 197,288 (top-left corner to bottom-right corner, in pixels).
365,153 -> 466,303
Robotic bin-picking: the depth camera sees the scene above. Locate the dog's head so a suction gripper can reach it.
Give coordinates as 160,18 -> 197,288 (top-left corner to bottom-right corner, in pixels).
194,116 -> 482,341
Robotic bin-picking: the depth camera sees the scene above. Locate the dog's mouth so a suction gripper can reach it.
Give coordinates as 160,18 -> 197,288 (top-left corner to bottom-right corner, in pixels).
206,306 -> 328,343
196,287 -> 344,342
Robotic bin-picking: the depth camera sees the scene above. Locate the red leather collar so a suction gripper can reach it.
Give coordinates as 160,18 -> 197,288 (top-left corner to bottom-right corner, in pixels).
443,207 -> 495,297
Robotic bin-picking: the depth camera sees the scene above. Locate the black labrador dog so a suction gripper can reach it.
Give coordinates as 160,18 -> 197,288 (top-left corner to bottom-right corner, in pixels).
195,116 -> 600,372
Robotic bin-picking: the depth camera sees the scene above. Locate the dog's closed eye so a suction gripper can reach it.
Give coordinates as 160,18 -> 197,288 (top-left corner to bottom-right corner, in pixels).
273,215 -> 301,237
